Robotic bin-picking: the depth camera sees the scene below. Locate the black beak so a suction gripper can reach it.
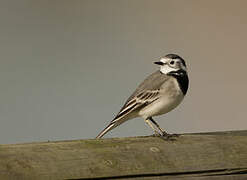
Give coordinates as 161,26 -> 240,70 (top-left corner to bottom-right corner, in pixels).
154,61 -> 164,65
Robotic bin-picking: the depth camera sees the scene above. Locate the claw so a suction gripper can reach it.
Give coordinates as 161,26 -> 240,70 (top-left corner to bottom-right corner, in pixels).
152,130 -> 162,137
161,133 -> 180,141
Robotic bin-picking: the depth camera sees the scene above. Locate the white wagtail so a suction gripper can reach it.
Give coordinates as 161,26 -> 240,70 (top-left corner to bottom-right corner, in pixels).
96,54 -> 189,139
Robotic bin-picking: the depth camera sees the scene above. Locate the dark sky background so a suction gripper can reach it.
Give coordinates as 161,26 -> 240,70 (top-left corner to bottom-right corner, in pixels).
0,0 -> 246,144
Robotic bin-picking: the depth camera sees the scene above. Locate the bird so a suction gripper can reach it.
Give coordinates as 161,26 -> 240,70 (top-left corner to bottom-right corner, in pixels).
96,54 -> 189,139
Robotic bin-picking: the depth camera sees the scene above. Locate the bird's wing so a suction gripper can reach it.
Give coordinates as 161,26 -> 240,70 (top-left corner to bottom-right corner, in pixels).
112,70 -> 169,122
111,89 -> 161,122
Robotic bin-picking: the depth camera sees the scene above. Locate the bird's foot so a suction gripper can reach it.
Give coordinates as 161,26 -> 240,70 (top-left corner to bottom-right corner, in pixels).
160,132 -> 180,141
151,131 -> 162,137
152,131 -> 180,140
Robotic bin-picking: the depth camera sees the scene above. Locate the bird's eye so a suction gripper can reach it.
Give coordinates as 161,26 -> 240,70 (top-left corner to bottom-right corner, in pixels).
170,61 -> 175,65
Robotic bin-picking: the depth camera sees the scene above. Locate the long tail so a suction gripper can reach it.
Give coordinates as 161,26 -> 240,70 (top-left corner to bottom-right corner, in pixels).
96,117 -> 127,139
95,123 -> 116,139
96,106 -> 138,138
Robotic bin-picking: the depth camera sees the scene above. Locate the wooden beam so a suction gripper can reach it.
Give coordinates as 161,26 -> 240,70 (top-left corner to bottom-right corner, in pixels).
0,130 -> 247,179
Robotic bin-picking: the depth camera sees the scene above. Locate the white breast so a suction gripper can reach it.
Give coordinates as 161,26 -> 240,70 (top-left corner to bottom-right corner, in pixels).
138,77 -> 184,119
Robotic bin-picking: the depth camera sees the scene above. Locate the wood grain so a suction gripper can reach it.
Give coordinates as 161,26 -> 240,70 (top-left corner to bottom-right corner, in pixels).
0,130 -> 247,179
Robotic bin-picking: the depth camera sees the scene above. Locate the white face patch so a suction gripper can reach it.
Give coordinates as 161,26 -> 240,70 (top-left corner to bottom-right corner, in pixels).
159,58 -> 187,74
159,58 -> 178,74
160,64 -> 177,74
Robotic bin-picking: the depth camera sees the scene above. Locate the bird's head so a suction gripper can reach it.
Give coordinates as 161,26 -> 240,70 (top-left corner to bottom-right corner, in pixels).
154,54 -> 187,74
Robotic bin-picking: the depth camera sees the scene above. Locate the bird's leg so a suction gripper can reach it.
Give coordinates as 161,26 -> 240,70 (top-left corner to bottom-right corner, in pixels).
144,119 -> 161,136
148,117 -> 180,139
148,117 -> 168,136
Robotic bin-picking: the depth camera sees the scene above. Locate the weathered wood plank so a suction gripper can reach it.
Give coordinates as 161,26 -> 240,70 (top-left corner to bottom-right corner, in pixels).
0,130 -> 247,179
